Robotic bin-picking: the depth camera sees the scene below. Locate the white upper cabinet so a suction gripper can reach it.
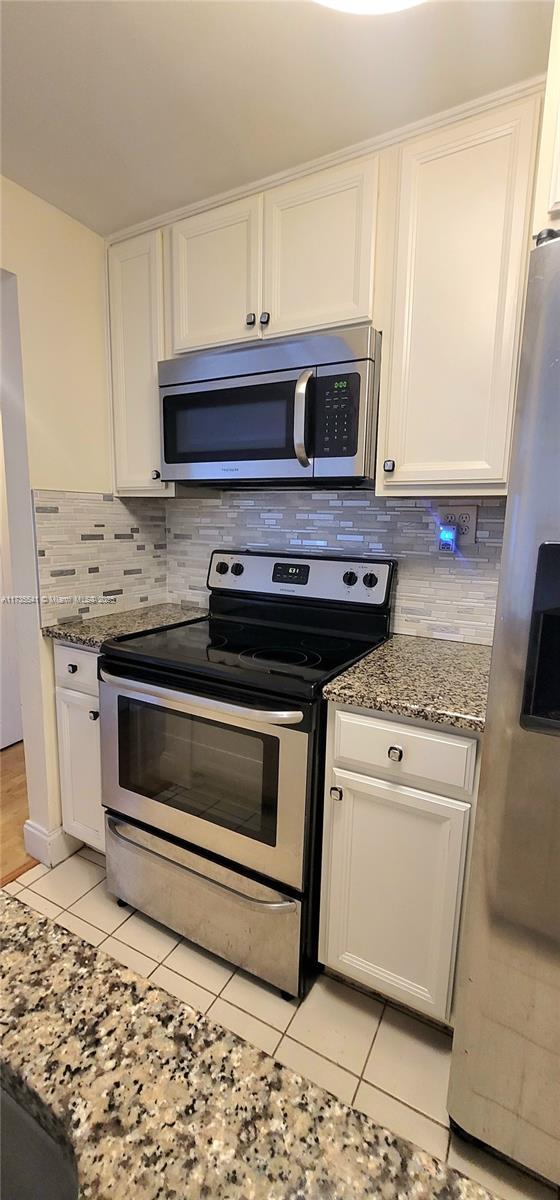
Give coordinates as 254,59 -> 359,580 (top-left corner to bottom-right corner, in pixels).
108,231 -> 166,493
533,1 -> 560,233
170,196 -> 262,352
262,156 -> 378,337
376,96 -> 540,495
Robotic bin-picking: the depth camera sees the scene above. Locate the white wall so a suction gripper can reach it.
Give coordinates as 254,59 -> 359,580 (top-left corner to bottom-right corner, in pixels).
0,175 -> 111,492
0,418 -> 22,748
0,179 -> 111,864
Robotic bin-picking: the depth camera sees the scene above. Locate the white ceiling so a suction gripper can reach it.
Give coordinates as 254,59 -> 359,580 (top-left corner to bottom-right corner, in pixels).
1,0 -> 553,237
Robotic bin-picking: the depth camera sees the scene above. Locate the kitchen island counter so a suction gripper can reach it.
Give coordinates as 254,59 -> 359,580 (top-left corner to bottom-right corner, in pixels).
0,895 -> 494,1200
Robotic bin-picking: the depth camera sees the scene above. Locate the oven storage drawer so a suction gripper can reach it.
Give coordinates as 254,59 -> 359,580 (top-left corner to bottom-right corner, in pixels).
105,815 -> 302,996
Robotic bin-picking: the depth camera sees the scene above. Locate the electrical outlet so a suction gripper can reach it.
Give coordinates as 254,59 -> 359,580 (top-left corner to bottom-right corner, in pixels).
433,504 -> 478,547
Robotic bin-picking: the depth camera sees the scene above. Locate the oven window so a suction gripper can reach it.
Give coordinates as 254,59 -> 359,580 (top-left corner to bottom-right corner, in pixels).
163,380 -> 296,463
117,698 -> 279,846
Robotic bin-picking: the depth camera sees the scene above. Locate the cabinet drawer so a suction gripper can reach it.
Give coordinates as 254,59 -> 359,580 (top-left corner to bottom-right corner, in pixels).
54,644 -> 99,696
333,709 -> 476,795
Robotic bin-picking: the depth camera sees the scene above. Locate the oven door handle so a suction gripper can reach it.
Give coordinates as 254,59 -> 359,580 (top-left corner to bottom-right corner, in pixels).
294,367 -> 313,468
107,817 -> 298,913
99,669 -> 304,726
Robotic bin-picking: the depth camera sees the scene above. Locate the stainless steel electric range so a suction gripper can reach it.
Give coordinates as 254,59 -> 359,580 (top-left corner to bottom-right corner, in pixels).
98,550 -> 395,997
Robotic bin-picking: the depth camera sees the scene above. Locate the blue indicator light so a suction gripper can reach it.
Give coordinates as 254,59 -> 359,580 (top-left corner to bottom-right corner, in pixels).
438,524 -> 457,553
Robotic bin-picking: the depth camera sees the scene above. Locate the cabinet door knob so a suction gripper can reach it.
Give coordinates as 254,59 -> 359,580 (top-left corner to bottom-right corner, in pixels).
330,786 -> 344,802
259,311 -> 270,327
67,663 -> 78,674
151,469 -> 161,480
383,459 -> 396,473
246,312 -> 256,327
388,745 -> 403,763
89,710 -> 100,721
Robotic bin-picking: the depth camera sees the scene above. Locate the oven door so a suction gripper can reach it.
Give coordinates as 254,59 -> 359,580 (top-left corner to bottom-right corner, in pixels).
160,367 -> 315,482
99,671 -> 312,890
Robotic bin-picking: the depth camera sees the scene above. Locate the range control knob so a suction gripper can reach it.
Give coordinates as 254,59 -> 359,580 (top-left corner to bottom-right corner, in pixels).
215,561 -> 229,575
231,562 -> 244,577
343,570 -> 358,586
363,572 -> 378,589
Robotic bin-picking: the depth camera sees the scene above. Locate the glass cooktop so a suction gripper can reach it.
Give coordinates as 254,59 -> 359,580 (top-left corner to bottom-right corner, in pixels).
102,616 -> 386,698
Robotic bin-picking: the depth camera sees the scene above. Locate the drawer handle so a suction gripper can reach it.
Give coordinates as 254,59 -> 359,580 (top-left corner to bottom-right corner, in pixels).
107,817 -> 297,913
388,745 -> 403,763
330,786 -> 344,802
67,663 -> 78,674
89,710 -> 100,721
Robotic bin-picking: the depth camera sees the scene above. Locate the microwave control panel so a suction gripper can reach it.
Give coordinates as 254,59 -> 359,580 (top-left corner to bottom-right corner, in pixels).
314,372 -> 360,458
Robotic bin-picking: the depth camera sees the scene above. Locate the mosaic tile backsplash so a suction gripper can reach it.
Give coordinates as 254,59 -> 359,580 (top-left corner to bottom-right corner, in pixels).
34,489 -> 505,644
34,491 -> 168,625
166,491 -> 505,644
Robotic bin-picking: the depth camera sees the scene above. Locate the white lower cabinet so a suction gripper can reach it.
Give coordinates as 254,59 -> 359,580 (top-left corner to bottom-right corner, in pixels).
54,645 -> 104,852
320,711 -> 473,1022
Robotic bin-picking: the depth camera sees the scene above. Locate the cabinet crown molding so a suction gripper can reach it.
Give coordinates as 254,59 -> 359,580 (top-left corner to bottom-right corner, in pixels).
107,75 -> 544,245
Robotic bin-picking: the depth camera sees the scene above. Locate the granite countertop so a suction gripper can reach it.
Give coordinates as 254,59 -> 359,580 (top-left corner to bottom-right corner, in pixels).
323,634 -> 491,733
42,602 -> 206,651
0,895 -> 493,1200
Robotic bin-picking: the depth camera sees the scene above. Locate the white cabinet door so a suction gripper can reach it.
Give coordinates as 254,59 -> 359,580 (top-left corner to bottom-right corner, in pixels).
262,156 -> 378,337
56,688 -> 104,852
320,768 -> 469,1020
108,232 -> 166,493
170,196 -> 262,352
377,97 -> 539,495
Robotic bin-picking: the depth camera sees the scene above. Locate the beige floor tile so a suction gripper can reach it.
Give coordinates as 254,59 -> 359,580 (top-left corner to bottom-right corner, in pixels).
164,939 -> 234,993
354,1081 -> 449,1161
16,862 -> 50,887
29,855 -> 105,908
364,1006 -> 452,1125
2,880 -> 23,895
151,964 -> 214,1014
17,888 -> 62,920
448,1136 -> 556,1200
113,911 -> 181,961
220,971 -> 299,1032
78,847 -> 106,868
287,976 -> 383,1075
101,936 -> 158,978
208,998 -> 281,1056
69,880 -> 133,933
275,1037 -> 358,1106
55,911 -> 107,947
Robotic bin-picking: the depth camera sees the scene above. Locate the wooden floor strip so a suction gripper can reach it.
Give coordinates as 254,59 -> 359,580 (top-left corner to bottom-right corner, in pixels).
0,741 -> 37,885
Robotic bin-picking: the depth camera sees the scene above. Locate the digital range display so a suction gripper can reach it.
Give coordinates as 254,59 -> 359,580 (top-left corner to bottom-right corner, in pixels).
272,562 -> 310,586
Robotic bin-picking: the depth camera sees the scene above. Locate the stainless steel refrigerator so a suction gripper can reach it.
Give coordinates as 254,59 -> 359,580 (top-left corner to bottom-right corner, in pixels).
448,231 -> 560,1185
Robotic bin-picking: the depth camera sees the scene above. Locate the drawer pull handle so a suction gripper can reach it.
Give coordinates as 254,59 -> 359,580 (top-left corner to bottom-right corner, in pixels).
388,745 -> 403,763
67,663 -> 78,674
330,786 -> 344,802
89,710 -> 100,721
107,817 -> 297,913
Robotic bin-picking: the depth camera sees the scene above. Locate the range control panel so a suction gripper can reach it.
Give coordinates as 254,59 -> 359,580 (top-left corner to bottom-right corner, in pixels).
314,373 -> 360,458
208,551 -> 395,607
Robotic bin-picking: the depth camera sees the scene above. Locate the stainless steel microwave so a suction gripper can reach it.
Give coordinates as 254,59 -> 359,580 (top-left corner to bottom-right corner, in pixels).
158,323 -> 381,486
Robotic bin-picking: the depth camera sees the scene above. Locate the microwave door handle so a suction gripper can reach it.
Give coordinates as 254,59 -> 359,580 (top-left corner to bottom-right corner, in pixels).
99,669 -> 304,726
294,368 -> 313,468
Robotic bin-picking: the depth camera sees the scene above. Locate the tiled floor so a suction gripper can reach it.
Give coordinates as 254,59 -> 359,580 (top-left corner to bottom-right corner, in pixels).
4,851 -> 556,1200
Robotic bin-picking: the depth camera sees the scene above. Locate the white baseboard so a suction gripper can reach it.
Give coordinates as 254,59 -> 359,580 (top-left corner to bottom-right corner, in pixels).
23,819 -> 82,867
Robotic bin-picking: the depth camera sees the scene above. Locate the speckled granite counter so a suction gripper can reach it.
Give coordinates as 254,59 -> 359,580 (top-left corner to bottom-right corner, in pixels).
42,602 -> 206,651
323,634 -> 491,733
1,896 -> 493,1200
